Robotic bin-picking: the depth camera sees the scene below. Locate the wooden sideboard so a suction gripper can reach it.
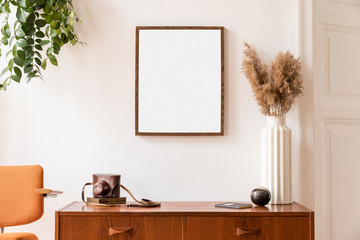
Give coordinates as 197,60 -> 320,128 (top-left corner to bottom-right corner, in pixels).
55,201 -> 314,240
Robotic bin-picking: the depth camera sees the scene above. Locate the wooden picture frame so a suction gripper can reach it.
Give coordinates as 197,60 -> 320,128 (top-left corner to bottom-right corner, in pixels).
135,26 -> 224,136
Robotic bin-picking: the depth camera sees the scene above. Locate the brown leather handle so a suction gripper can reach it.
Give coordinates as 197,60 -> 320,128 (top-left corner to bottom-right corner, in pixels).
109,227 -> 133,236
81,182 -> 93,203
236,228 -> 261,236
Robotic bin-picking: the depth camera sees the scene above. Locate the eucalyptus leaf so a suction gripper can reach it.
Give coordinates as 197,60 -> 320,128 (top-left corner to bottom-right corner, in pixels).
25,26 -> 36,36
53,47 -> 59,55
4,1 -> 10,13
27,7 -> 34,14
67,31 -> 74,40
50,29 -> 57,37
24,65 -> 33,73
27,72 -> 36,78
14,67 -> 22,79
9,35 -> 15,45
24,46 -> 32,52
12,45 -> 17,56
5,27 -> 11,39
8,59 -> 14,68
16,10 -> 26,23
2,24 -> 11,38
35,51 -> 42,59
35,57 -> 41,65
27,0 -> 36,7
25,49 -> 34,58
35,19 -> 46,28
35,44 -> 42,50
53,36 -> 61,45
27,38 -> 35,45
52,41 -> 60,51
0,4 -> 6,13
17,50 -> 25,60
41,58 -> 47,70
35,31 -> 45,38
40,40 -> 50,46
16,38 -> 28,48
13,20 -> 19,31
13,57 -> 24,67
24,58 -> 32,66
10,75 -> 21,83
15,28 -> 26,37
1,37 -> 8,45
46,47 -> 53,55
48,54 -> 57,66
26,13 -> 35,23
45,26 -> 50,38
0,66 -> 10,77
21,23 -> 32,32
61,33 -> 68,44
6,49 -> 12,58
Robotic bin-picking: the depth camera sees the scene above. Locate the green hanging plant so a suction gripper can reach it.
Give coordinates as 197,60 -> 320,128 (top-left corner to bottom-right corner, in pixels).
0,0 -> 82,91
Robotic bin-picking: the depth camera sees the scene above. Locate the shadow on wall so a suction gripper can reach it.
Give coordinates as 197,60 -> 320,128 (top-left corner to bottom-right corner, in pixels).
296,58 -> 314,208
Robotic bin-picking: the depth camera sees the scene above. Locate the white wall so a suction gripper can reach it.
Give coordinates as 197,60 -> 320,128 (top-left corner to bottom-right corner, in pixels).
0,0 -> 313,239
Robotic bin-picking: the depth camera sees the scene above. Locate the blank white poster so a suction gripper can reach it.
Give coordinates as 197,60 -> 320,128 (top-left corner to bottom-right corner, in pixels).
137,29 -> 222,134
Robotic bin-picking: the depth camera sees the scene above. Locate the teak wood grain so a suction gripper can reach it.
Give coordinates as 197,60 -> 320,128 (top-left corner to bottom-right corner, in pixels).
59,216 -> 183,240
187,216 -> 310,240
135,26 -> 225,136
56,201 -> 314,240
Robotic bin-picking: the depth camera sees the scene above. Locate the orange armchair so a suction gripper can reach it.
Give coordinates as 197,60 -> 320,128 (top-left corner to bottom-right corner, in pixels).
0,165 -> 61,240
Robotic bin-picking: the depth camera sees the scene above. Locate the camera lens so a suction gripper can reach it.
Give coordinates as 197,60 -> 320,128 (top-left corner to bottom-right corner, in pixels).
93,180 -> 110,196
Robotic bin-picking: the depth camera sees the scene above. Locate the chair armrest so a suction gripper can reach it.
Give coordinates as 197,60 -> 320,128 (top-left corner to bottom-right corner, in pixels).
35,188 -> 63,198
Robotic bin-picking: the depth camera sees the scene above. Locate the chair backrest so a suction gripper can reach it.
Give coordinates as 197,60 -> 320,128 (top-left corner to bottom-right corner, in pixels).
0,165 -> 44,227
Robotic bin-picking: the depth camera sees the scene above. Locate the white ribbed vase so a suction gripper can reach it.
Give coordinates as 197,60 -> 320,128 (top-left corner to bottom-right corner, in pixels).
261,116 -> 291,204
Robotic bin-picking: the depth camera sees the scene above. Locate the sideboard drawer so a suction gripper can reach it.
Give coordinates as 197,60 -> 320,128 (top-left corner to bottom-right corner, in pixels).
187,216 -> 311,240
59,216 -> 183,240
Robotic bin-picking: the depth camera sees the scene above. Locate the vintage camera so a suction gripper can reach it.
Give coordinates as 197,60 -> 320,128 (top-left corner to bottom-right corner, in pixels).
92,173 -> 121,198
82,173 -> 160,207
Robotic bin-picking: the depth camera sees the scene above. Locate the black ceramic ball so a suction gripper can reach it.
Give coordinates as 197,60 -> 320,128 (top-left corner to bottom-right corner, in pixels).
250,187 -> 271,206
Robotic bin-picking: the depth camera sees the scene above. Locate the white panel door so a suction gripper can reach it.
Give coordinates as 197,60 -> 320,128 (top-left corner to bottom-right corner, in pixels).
314,0 -> 360,239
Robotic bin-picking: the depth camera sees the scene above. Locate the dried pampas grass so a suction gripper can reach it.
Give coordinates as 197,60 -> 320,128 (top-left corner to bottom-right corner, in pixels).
242,43 -> 303,116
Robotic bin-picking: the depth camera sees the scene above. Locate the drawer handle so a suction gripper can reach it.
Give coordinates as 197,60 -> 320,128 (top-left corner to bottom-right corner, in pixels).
236,227 -> 261,236
109,227 -> 133,236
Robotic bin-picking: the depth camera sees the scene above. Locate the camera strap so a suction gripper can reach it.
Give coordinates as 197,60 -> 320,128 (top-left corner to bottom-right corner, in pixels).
119,184 -> 161,208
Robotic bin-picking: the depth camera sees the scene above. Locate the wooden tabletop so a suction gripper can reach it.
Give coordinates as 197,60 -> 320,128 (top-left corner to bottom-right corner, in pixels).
57,201 -> 313,217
